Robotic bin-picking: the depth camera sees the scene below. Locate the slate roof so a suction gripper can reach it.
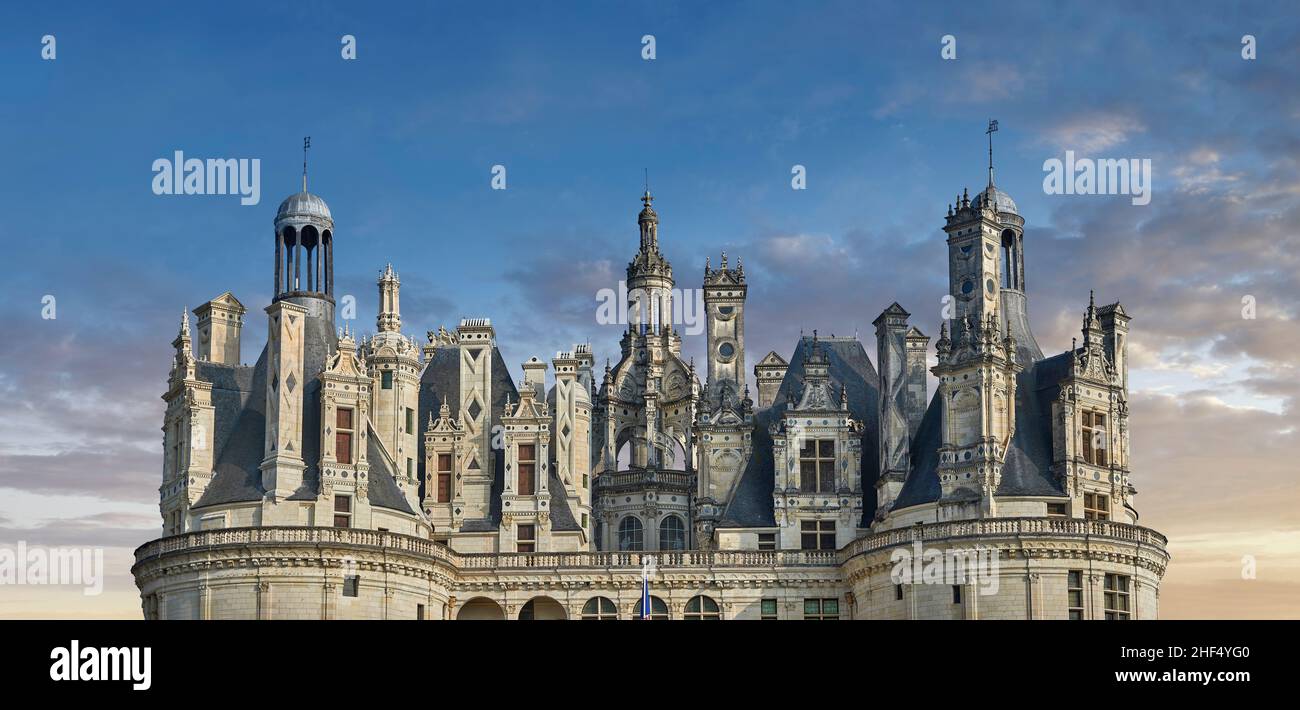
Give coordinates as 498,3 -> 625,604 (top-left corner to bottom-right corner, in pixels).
894,295 -> 1067,510
192,296 -> 414,514
415,340 -> 584,533
718,336 -> 881,529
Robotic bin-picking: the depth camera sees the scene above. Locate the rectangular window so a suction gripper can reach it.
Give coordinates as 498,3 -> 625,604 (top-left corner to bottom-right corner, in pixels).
333,494 -> 352,528
335,407 -> 354,464
1047,502 -> 1068,516
406,457 -> 413,478
800,520 -> 836,550
803,598 -> 839,620
758,533 -> 777,551
342,575 -> 359,597
1081,411 -> 1108,466
1068,570 -> 1085,620
1084,492 -> 1110,521
517,524 -> 536,553
952,585 -> 962,604
895,584 -> 904,601
405,407 -> 415,433
381,370 -> 393,389
417,604 -> 425,620
437,453 -> 452,503
760,598 -> 778,620
581,513 -> 588,530
798,439 -> 837,493
1104,573 -> 1131,620
517,443 -> 536,495
171,421 -> 181,477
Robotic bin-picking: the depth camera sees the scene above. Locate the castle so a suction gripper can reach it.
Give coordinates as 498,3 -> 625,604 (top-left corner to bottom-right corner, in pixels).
132,151 -> 1169,620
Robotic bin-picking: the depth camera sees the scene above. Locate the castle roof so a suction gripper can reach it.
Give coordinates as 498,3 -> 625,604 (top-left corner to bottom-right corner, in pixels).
416,342 -> 582,532
718,335 -> 881,529
191,298 -> 413,515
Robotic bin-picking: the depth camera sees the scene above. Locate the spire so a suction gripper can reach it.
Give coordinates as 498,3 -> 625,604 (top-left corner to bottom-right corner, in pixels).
1083,289 -> 1103,346
178,308 -> 190,341
302,136 -> 311,192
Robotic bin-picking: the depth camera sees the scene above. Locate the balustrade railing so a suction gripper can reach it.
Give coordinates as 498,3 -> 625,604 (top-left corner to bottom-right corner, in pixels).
135,517 -> 1166,570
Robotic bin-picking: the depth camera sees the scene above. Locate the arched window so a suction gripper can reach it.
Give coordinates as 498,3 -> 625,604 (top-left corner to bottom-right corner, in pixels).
580,596 -> 618,620
659,515 -> 686,551
1001,229 -> 1019,290
684,595 -> 721,620
634,595 -> 669,620
618,516 -> 643,551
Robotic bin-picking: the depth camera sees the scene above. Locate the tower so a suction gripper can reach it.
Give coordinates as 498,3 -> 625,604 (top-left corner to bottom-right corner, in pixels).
366,264 -> 423,511
931,125 -> 1025,517
263,152 -> 338,519
703,252 -> 747,406
592,189 -> 698,551
159,310 -> 215,535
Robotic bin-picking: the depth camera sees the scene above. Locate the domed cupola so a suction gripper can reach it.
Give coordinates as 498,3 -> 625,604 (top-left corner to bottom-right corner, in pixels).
273,137 -> 335,301
972,184 -> 1018,216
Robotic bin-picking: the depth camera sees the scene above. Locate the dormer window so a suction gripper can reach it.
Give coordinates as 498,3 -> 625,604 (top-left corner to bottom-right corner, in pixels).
517,444 -> 536,495
1081,411 -> 1108,466
436,453 -> 452,503
336,407 -> 354,464
799,439 -> 836,493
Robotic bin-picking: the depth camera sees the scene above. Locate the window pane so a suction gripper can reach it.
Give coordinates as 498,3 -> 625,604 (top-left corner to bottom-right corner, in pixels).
819,465 -> 835,493
823,599 -> 838,614
438,453 -> 452,472
518,463 -> 535,495
804,599 -> 820,615
799,440 -> 815,458
818,439 -> 835,457
334,495 -> 351,513
336,432 -> 353,464
337,407 -> 353,429
799,460 -> 817,492
519,444 -> 535,461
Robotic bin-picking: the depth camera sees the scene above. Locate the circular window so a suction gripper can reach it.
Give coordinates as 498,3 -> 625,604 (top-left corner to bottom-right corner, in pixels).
986,278 -> 996,295
961,280 -> 975,296
719,342 -> 735,357
719,306 -> 734,315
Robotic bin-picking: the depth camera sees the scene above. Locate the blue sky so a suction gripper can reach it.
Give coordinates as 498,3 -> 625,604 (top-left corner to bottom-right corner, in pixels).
1,1 -> 1298,617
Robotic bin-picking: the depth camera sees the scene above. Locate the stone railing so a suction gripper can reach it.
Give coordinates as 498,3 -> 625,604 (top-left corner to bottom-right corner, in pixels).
133,526 -> 839,571
592,468 -> 693,491
840,517 -> 1169,561
135,518 -> 1166,571
456,548 -> 839,571
133,526 -> 458,567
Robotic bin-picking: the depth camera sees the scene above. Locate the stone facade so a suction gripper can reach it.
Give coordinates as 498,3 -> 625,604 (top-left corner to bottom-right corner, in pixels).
137,146 -> 1169,619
